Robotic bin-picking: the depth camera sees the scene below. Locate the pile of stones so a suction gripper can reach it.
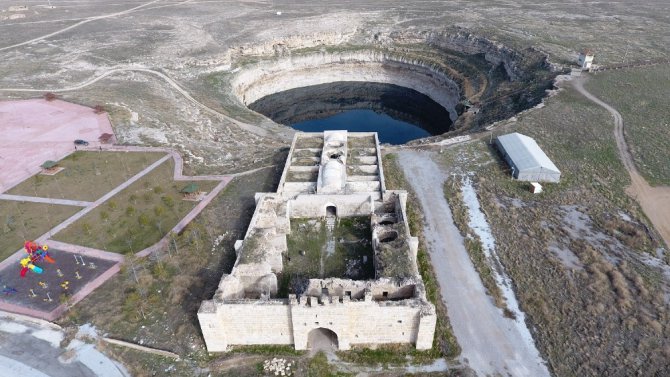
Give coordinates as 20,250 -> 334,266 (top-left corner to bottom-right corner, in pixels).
263,357 -> 294,376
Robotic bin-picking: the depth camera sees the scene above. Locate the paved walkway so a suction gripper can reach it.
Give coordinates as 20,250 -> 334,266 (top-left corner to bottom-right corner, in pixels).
0,311 -> 130,377
0,145 -> 249,321
135,177 -> 232,257
398,150 -> 550,377
41,154 -> 171,240
0,194 -> 91,207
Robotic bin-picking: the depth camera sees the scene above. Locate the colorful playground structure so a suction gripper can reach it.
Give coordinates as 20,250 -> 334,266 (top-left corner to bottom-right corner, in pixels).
19,241 -> 55,278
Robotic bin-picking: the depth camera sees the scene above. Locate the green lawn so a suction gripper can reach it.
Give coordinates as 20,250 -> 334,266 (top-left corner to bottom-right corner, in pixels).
8,151 -> 166,201
585,66 -> 670,186
52,159 -> 218,254
0,201 -> 81,261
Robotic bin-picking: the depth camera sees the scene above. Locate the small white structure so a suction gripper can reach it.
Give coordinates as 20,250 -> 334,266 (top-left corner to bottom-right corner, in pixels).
578,50 -> 594,70
530,182 -> 543,194
495,132 -> 561,183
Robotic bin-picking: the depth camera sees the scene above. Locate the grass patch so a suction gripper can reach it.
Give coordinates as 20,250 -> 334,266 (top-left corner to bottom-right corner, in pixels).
585,66 -> 670,185
7,151 -> 165,201
53,158 -> 218,253
305,352 -> 351,377
283,217 -> 374,282
286,170 -> 318,182
229,344 -> 305,356
381,154 -> 461,360
0,201 -> 81,260
337,343 -> 439,366
294,137 -> 324,149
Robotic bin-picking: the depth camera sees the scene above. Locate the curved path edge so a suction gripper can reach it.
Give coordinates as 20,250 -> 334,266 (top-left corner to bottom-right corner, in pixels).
572,78 -> 670,248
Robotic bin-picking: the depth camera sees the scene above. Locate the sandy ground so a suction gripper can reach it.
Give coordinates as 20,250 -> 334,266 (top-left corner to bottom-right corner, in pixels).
573,79 -> 670,248
0,99 -> 113,193
397,150 -> 550,377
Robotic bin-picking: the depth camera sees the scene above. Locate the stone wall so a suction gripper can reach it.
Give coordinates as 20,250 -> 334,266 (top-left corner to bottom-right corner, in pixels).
199,299 -> 294,351
199,131 -> 436,353
198,294 -> 436,352
288,193 -> 374,218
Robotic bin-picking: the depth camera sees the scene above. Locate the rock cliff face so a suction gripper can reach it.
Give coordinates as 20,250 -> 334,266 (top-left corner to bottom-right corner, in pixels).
227,30 -> 555,134
232,50 -> 463,121
388,30 -> 550,81
248,81 -> 453,135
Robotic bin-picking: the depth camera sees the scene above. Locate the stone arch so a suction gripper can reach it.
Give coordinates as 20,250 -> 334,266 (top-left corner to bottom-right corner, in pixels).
307,327 -> 339,351
325,204 -> 337,217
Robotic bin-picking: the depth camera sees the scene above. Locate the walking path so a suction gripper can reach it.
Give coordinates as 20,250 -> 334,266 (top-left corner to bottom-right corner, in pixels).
0,311 -> 130,377
0,145 -> 264,321
0,194 -> 91,207
135,177 -> 232,257
573,78 -> 670,248
0,67 -> 274,137
40,154 -> 171,240
0,0 -> 163,52
397,150 -> 550,377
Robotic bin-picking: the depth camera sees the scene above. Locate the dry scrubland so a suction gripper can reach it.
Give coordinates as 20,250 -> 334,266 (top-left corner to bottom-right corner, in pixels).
440,84 -> 670,375
53,158 -> 218,253
585,65 -> 670,186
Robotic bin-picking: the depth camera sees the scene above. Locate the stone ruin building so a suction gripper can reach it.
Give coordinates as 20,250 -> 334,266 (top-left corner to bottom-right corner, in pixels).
198,131 -> 436,352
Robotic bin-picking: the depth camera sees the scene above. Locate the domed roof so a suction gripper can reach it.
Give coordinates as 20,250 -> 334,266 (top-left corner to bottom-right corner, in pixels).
320,160 -> 345,191
324,130 -> 347,147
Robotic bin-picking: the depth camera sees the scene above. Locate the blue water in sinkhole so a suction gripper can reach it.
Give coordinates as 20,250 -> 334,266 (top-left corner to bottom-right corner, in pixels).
248,81 -> 453,145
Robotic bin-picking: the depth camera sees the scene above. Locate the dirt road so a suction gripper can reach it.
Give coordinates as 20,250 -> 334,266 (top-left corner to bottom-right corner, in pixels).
397,150 -> 549,377
573,79 -> 670,248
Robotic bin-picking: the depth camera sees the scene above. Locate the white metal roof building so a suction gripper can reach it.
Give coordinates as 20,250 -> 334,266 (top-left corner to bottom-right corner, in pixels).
495,132 -> 561,183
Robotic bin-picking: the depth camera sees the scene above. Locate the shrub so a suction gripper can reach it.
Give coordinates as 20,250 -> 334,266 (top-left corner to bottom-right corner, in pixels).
138,213 -> 150,227
161,195 -> 175,208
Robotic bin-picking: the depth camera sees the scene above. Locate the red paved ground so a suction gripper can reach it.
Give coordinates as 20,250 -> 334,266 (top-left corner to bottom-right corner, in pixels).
0,99 -> 114,193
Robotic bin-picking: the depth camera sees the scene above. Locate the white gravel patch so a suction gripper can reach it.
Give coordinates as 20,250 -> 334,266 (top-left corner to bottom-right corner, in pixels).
67,339 -> 130,377
461,177 -> 547,367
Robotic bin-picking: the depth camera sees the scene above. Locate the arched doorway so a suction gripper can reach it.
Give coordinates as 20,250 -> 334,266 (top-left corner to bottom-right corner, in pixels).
326,205 -> 337,217
307,327 -> 339,353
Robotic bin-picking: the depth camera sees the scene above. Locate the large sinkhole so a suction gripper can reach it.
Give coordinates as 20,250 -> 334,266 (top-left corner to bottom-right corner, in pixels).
233,35 -> 556,143
248,81 -> 453,144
